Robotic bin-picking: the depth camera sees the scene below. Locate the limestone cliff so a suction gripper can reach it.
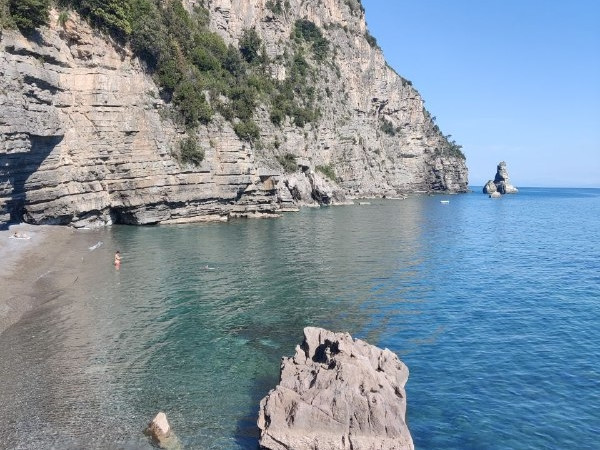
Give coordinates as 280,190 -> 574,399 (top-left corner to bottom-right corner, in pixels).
1,1 -> 468,227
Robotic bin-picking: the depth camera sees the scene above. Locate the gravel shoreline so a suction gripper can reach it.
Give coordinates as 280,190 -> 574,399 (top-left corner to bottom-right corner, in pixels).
0,224 -> 81,334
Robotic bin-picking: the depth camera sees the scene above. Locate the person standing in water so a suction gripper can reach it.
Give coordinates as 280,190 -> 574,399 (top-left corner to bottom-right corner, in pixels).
114,250 -> 121,267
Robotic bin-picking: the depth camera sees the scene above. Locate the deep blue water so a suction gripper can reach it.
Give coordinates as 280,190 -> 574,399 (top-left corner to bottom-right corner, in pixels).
1,188 -> 599,449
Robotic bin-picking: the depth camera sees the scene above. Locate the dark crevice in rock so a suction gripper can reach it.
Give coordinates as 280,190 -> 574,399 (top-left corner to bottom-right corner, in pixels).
23,74 -> 62,94
308,369 -> 318,388
312,339 -> 340,363
394,386 -> 404,399
5,45 -> 70,68
285,401 -> 297,427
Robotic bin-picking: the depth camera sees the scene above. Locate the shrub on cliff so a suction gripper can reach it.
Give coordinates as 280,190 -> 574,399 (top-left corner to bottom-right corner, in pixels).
239,28 -> 262,64
0,1 -> 11,29
277,153 -> 297,173
223,44 -> 245,78
380,118 -> 400,136
9,0 -> 49,31
267,51 -> 319,128
179,135 -> 204,166
69,0 -> 133,40
173,80 -> 213,127
344,0 -> 364,15
293,19 -> 329,61
233,120 -> 260,143
445,139 -> 466,159
128,0 -> 168,69
365,31 -> 379,49
316,164 -> 337,181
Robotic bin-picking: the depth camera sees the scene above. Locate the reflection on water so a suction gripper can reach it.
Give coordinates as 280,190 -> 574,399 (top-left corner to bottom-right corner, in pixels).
1,189 -> 599,449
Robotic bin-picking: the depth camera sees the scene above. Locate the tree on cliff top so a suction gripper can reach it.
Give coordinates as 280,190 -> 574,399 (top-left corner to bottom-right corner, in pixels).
69,0 -> 132,40
8,0 -> 50,31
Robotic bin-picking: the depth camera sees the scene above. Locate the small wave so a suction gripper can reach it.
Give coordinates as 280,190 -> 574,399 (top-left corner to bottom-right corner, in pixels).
88,241 -> 103,251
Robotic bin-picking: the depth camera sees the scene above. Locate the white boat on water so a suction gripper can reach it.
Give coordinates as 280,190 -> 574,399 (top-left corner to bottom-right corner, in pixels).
440,200 -> 450,204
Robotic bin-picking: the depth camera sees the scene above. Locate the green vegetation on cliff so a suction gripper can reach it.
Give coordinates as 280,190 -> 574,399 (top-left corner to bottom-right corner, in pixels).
266,0 -> 289,15
179,135 -> 204,165
344,0 -> 364,15
0,0 -> 466,166
4,0 -> 49,31
1,0 -> 326,145
293,19 -> 329,61
316,164 -> 337,181
423,110 -> 466,160
276,153 -> 297,173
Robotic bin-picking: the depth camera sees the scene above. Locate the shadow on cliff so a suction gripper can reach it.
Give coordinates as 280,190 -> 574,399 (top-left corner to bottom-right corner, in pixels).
0,134 -> 63,230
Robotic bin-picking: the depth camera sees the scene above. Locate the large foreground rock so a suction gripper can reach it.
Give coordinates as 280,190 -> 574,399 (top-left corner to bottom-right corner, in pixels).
258,327 -> 414,450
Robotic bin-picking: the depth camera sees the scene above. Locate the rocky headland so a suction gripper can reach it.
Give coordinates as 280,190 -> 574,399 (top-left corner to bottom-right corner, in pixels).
483,161 -> 518,197
1,0 -> 468,228
258,327 -> 413,450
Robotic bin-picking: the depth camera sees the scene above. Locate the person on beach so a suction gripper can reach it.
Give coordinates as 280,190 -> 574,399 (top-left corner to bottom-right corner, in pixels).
114,251 -> 121,267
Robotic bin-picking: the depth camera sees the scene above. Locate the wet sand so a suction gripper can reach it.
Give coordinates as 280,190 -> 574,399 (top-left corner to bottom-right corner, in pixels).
0,224 -> 89,334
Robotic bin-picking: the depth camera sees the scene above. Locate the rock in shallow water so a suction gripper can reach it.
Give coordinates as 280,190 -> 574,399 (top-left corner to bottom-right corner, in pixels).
145,412 -> 181,449
258,327 -> 414,450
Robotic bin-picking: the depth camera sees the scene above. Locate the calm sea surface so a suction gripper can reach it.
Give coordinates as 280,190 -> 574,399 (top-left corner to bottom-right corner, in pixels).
1,188 -> 599,449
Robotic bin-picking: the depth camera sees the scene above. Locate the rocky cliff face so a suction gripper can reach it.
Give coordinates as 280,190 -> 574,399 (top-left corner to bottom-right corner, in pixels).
1,1 -> 468,227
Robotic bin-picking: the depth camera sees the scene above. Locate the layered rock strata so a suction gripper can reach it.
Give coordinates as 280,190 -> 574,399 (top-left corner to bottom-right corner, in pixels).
1,1 -> 468,228
483,161 -> 518,195
258,327 -> 414,450
0,15 -> 280,227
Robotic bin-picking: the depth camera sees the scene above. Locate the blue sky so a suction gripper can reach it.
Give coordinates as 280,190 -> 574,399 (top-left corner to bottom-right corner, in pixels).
361,0 -> 600,187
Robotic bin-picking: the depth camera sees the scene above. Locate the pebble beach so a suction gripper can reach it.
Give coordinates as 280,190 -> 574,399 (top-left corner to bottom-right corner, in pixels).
0,224 -> 86,334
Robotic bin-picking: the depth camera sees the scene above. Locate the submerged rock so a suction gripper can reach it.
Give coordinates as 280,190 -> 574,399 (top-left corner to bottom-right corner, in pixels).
258,327 -> 414,450
483,161 -> 518,195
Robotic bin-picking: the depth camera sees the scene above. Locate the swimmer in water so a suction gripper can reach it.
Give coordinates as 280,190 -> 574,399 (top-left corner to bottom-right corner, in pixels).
114,250 -> 121,267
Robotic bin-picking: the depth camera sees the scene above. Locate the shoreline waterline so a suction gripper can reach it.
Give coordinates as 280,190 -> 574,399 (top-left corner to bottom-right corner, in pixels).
0,224 -> 101,334
0,196 -> 412,333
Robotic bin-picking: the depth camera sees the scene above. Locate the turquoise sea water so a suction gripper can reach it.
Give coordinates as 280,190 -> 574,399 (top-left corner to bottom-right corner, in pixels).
1,188 -> 599,449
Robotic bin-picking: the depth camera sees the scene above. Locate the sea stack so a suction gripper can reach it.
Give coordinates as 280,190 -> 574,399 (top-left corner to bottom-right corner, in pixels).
483,161 -> 518,195
257,327 -> 414,450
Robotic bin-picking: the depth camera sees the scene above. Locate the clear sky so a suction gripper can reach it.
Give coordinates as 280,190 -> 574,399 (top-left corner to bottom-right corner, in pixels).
361,0 -> 600,187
